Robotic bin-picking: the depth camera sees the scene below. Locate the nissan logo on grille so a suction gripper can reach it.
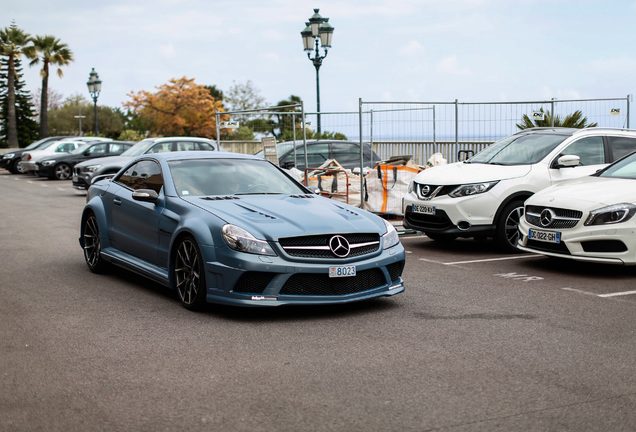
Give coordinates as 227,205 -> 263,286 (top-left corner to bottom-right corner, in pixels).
329,235 -> 351,258
540,208 -> 555,227
420,185 -> 431,196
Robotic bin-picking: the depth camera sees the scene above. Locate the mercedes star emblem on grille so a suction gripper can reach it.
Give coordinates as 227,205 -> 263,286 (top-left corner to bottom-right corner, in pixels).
540,208 -> 555,227
329,235 -> 351,258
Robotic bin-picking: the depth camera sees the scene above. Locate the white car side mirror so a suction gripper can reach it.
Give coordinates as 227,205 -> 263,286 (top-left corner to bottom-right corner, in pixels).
557,154 -> 580,168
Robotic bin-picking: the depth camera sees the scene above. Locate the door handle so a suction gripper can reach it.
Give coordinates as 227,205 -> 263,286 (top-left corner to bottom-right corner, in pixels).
113,198 -> 122,206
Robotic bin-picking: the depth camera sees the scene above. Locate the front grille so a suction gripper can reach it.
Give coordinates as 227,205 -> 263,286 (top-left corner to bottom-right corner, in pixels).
525,205 -> 583,229
415,183 -> 459,200
582,240 -> 628,253
526,239 -> 571,255
279,233 -> 379,258
387,261 -> 405,282
404,208 -> 454,230
233,272 -> 276,293
280,268 -> 386,296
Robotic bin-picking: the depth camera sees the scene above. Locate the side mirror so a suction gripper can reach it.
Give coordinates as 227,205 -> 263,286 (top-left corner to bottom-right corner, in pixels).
83,150 -> 91,156
132,189 -> 159,203
556,154 -> 580,168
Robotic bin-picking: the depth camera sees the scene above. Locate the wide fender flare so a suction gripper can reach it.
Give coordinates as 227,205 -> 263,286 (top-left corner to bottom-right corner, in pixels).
80,198 -> 111,249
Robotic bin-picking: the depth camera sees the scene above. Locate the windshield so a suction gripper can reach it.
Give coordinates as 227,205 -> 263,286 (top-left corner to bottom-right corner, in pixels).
121,139 -> 156,157
469,133 -> 567,165
599,152 -> 636,179
24,138 -> 55,150
70,143 -> 91,155
169,158 -> 307,197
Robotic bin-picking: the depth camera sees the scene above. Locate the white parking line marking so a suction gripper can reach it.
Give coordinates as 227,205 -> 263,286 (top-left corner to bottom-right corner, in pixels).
562,287 -> 598,296
443,255 -> 538,265
598,290 -> 636,298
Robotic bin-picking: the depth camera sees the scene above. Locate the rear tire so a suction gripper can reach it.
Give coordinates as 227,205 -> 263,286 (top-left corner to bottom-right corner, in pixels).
495,200 -> 524,253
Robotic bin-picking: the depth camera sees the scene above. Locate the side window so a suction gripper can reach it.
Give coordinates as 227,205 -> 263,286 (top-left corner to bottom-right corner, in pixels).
176,141 -> 198,151
198,142 -> 215,151
116,160 -> 163,193
56,142 -> 76,153
87,143 -> 108,155
147,142 -> 173,153
108,143 -> 126,154
330,143 -> 361,166
560,136 -> 604,166
607,136 -> 636,162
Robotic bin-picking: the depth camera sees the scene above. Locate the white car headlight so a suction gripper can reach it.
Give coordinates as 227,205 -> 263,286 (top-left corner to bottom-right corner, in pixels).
585,203 -> 636,226
222,224 -> 276,256
382,219 -> 400,249
449,181 -> 499,198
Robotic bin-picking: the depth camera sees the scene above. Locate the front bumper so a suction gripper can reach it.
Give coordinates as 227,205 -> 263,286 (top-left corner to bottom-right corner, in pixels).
201,243 -> 406,307
518,219 -> 636,265
72,173 -> 91,190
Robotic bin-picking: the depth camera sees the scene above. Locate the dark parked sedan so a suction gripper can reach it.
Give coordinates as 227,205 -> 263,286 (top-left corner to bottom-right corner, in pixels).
36,140 -> 134,180
80,151 -> 405,310
255,140 -> 380,171
0,136 -> 68,174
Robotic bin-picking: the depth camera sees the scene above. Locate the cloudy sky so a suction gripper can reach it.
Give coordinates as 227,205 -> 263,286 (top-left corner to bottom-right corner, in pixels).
6,0 -> 636,121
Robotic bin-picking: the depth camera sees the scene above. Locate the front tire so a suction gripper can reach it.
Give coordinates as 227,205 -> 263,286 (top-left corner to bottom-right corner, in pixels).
82,212 -> 109,273
53,163 -> 72,180
495,200 -> 524,253
173,236 -> 207,310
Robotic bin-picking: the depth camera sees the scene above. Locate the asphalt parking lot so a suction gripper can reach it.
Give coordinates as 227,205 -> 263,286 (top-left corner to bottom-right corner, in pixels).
2,170 -> 636,432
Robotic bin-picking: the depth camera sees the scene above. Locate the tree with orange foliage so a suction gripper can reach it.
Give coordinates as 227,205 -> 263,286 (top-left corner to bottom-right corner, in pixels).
124,77 -> 225,138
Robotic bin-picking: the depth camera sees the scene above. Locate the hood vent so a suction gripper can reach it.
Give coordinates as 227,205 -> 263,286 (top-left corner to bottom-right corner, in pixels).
201,195 -> 240,201
289,194 -> 316,199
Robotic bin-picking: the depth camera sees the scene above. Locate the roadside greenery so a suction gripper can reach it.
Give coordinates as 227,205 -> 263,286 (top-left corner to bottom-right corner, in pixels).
517,108 -> 598,129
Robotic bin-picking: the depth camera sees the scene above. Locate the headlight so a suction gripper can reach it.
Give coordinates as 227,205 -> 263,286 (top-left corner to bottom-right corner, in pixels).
222,224 -> 276,256
449,181 -> 499,198
3,153 -> 14,159
84,164 -> 101,173
382,219 -> 400,249
407,181 -> 415,194
41,160 -> 56,166
585,203 -> 636,226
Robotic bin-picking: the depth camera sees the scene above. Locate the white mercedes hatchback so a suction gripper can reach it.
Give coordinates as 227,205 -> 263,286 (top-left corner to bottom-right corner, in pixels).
403,127 -> 636,252
518,150 -> 636,265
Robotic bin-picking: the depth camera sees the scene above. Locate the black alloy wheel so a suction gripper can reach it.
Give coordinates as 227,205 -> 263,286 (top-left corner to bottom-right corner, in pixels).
174,236 -> 207,310
495,200 -> 524,253
53,163 -> 72,180
83,213 -> 108,273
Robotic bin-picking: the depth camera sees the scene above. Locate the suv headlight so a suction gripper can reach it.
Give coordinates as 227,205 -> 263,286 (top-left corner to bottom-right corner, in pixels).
84,164 -> 102,173
585,203 -> 636,226
449,181 -> 499,198
382,219 -> 400,249
222,224 -> 276,256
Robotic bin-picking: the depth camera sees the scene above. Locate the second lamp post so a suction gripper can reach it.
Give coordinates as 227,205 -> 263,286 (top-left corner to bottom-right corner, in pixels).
301,9 -> 334,134
86,68 -> 102,136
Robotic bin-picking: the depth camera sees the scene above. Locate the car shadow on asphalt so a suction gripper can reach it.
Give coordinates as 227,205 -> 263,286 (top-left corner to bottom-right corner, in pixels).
104,264 -> 401,321
519,255 -> 636,279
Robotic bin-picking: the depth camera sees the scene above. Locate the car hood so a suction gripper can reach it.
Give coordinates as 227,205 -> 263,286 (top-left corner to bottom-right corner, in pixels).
75,155 -> 131,168
413,162 -> 531,184
183,194 -> 385,240
528,176 -> 636,208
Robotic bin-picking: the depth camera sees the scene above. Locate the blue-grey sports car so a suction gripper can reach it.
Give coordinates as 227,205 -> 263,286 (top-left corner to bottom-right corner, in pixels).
80,151 -> 405,310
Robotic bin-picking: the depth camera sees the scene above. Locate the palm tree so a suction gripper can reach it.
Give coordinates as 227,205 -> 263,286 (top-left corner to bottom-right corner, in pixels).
0,22 -> 34,148
517,108 -> 598,129
28,35 -> 74,138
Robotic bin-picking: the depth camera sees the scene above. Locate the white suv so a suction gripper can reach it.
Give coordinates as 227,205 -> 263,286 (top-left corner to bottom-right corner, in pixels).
402,127 -> 636,252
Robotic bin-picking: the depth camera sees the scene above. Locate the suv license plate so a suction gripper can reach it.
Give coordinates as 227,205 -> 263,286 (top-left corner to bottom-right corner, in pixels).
412,204 -> 436,215
329,265 -> 356,278
529,228 -> 561,243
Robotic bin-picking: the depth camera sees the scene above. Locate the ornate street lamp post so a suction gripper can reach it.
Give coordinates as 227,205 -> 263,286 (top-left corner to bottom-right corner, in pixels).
301,9 -> 334,134
86,68 -> 102,135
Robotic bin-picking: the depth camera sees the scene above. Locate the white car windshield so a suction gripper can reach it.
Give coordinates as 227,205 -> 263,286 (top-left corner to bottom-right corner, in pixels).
169,158 -> 307,197
469,133 -> 567,165
599,152 -> 636,179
